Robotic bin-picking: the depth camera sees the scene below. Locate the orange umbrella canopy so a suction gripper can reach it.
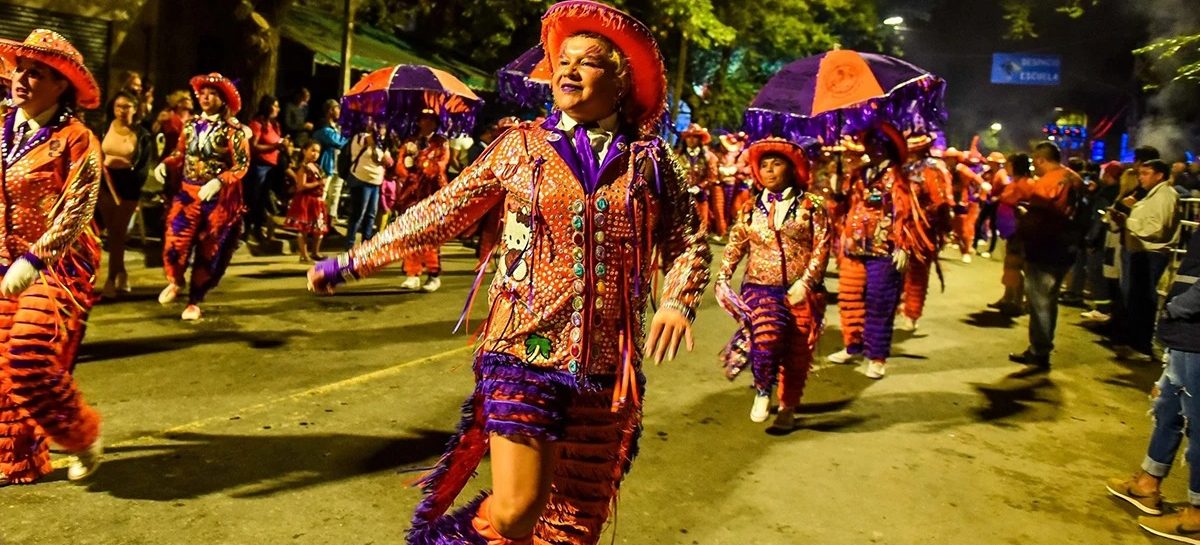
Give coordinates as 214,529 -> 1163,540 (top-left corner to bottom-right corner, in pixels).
341,64 -> 483,138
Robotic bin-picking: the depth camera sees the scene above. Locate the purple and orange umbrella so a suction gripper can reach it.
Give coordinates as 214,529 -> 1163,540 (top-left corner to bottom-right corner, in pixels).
744,49 -> 946,145
497,45 -> 553,109
340,64 -> 483,138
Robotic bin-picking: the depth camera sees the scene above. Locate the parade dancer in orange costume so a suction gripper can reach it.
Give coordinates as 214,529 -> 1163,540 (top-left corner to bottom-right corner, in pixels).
0,29 -> 105,486
155,73 -> 250,321
716,131 -> 750,242
898,135 -> 951,331
827,124 -> 934,379
308,3 -> 710,543
944,147 -> 985,263
395,109 -> 451,292
677,123 -> 719,239
716,138 -> 829,432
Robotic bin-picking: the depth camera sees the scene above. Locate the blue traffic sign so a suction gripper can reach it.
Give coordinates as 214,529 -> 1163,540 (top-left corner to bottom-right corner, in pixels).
991,53 -> 1061,86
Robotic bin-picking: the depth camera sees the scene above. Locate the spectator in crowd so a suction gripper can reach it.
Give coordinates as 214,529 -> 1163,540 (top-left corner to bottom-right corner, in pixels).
1106,227 -> 1200,542
1060,157 -> 1095,306
344,121 -> 392,249
98,91 -> 155,299
1080,161 -> 1125,322
282,87 -> 313,144
1109,159 -> 1180,357
312,99 -> 348,229
1172,161 -> 1197,195
115,69 -> 152,124
989,153 -> 1033,315
152,89 -> 194,161
1006,142 -> 1083,369
246,95 -> 287,241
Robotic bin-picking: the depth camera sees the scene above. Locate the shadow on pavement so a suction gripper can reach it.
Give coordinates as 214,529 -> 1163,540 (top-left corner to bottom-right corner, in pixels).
1100,356 -> 1161,391
81,430 -> 452,501
78,329 -> 301,363
961,310 -> 1018,328
970,369 -> 1062,425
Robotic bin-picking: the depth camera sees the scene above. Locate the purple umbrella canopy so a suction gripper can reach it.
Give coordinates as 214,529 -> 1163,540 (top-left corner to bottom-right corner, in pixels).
743,50 -> 947,145
498,45 -> 553,109
340,64 -> 484,138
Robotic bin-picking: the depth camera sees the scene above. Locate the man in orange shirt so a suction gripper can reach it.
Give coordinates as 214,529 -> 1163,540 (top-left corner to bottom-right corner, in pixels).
1005,141 -> 1083,368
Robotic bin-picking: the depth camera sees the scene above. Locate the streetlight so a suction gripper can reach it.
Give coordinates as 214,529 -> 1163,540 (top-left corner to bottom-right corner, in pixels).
883,16 -> 904,26
990,122 -> 1003,132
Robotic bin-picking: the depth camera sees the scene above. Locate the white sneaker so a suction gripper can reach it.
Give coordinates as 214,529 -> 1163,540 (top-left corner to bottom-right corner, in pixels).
827,348 -> 860,364
158,283 -> 180,305
750,393 -> 771,423
0,471 -> 9,487
980,251 -> 991,259
770,407 -> 796,431
1081,309 -> 1111,322
865,360 -> 886,379
421,276 -> 441,292
400,276 -> 421,290
67,437 -> 102,481
181,304 -> 202,321
961,254 -> 973,264
897,317 -> 918,332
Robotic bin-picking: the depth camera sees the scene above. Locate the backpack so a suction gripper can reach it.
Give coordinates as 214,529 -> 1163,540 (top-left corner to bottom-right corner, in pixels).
336,134 -> 368,180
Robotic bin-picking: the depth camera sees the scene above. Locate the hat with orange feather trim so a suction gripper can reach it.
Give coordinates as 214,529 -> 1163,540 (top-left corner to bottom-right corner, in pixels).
746,137 -> 812,189
0,29 -> 100,109
540,0 -> 666,136
189,72 -> 242,115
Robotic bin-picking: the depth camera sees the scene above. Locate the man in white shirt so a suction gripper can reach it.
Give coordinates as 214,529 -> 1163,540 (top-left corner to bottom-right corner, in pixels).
1112,159 -> 1180,355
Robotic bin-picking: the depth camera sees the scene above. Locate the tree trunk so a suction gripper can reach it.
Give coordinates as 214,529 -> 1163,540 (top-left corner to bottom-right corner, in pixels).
240,0 -> 295,116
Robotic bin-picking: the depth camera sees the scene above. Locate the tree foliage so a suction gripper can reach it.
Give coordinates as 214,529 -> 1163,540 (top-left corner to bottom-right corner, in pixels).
1135,32 -> 1200,87
302,0 -> 884,129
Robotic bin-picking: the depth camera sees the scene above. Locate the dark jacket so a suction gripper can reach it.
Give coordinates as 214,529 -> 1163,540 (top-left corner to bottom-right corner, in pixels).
1158,229 -> 1200,353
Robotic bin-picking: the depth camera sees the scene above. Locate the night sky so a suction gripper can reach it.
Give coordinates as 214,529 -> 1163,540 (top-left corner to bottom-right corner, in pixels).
877,0 -> 1197,159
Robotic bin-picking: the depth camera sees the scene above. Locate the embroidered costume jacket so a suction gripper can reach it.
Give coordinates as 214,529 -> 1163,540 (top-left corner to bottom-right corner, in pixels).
346,115 -> 711,382
162,115 -> 250,195
678,146 -> 718,192
841,161 -> 927,259
718,189 -> 830,290
0,109 -> 101,276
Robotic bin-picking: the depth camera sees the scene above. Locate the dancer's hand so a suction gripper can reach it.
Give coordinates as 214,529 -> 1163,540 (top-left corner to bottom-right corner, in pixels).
786,280 -> 808,306
198,178 -> 222,201
0,258 -> 38,296
644,306 -> 694,365
306,264 -> 336,295
892,250 -> 909,273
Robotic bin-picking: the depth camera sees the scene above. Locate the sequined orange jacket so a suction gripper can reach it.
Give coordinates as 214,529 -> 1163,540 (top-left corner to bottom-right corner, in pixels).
841,162 -> 930,259
347,119 -> 711,381
718,191 -> 830,290
678,146 -> 718,190
0,110 -> 101,274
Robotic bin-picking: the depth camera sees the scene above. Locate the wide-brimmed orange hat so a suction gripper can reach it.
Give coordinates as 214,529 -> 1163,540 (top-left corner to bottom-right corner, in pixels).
906,134 -> 934,151
718,131 -> 747,151
746,137 -> 811,189
541,0 -> 666,135
861,122 -> 908,162
0,29 -> 100,109
986,151 -> 1006,164
189,72 -> 242,115
680,123 -> 711,145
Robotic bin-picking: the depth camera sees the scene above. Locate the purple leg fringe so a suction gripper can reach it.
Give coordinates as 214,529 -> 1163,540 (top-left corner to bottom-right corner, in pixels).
862,257 -> 903,361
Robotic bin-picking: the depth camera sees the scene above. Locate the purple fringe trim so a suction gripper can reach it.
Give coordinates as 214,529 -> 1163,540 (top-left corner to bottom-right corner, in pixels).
410,352 -> 576,530
407,493 -> 489,545
743,77 -> 947,146
497,46 -> 552,109
340,88 -> 482,140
